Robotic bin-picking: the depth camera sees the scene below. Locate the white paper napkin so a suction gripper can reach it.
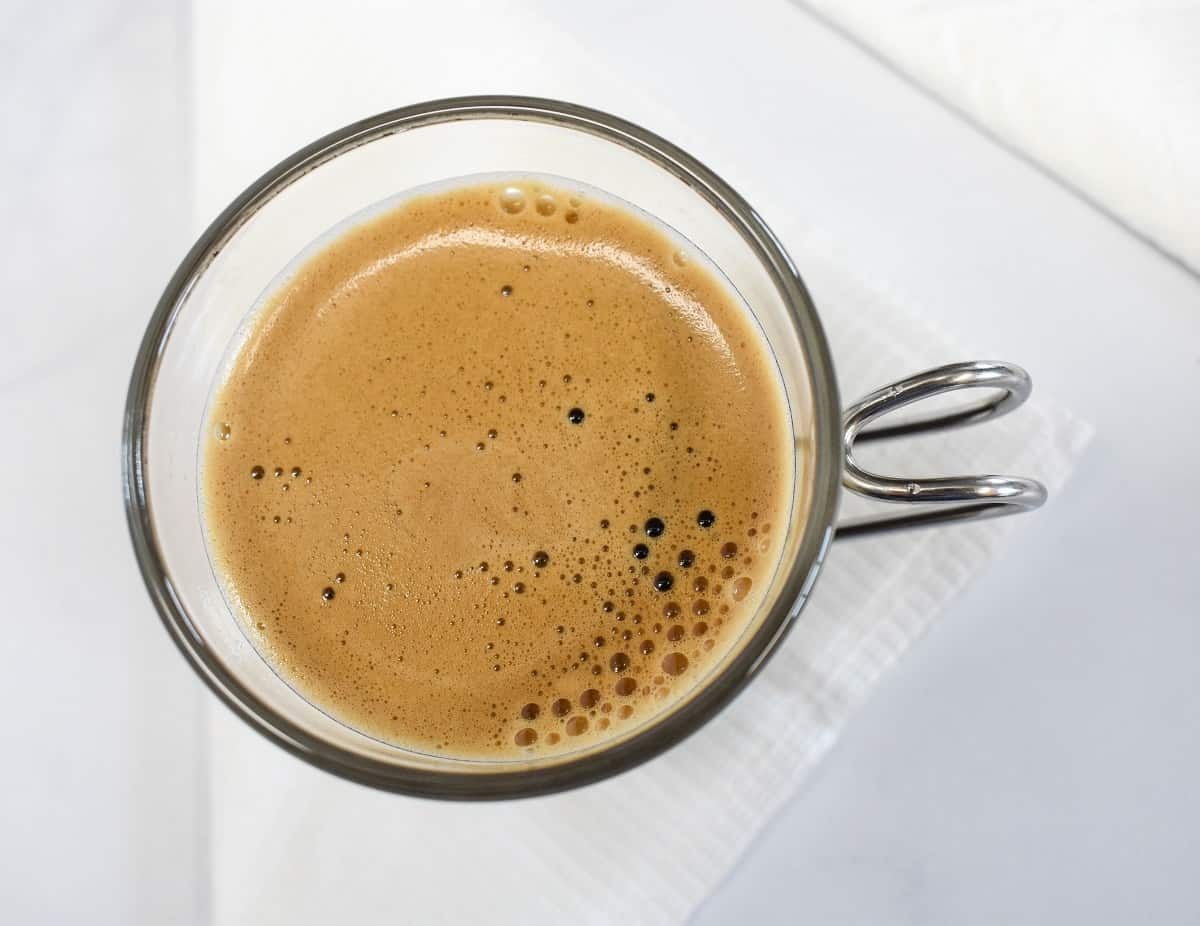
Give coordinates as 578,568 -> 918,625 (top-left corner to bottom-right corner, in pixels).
196,4 -> 1092,923
796,0 -> 1200,274
205,238 -> 1090,925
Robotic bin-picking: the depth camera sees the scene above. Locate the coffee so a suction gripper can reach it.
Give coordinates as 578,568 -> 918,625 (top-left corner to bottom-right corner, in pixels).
202,176 -> 793,759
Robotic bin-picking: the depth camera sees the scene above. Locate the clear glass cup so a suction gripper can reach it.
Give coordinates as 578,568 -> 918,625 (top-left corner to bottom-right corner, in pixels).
124,96 -> 1043,798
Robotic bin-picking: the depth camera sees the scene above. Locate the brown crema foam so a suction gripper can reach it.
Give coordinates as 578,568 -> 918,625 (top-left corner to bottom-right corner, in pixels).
202,176 -> 793,759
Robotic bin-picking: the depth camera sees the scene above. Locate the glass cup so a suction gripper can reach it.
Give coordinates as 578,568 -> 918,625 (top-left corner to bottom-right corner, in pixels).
124,96 -> 1045,798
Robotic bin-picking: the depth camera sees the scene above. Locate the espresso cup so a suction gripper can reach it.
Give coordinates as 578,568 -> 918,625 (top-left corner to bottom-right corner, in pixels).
124,96 -> 1045,798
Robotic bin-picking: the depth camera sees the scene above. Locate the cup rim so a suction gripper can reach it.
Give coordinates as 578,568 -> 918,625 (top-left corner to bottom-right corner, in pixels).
122,95 -> 842,799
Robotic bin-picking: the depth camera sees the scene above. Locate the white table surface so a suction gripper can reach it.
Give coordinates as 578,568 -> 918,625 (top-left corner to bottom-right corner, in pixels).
3,1 -> 1198,923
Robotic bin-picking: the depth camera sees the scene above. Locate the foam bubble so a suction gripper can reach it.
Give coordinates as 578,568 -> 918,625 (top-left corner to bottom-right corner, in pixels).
499,187 -> 526,213
565,716 -> 588,736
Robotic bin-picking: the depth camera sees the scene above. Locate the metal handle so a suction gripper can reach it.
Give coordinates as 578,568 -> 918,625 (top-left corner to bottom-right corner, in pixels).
836,361 -> 1048,539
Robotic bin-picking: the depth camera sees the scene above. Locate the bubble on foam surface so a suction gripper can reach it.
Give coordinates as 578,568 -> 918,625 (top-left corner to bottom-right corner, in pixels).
499,186 -> 525,214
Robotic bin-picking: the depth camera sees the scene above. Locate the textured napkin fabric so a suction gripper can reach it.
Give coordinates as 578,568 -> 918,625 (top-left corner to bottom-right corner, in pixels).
197,3 -> 1092,923
206,237 -> 1091,924
796,0 -> 1200,274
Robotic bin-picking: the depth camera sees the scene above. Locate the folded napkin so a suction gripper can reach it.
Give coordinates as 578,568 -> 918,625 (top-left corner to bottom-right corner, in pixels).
206,237 -> 1090,924
796,0 -> 1200,274
196,3 -> 1091,923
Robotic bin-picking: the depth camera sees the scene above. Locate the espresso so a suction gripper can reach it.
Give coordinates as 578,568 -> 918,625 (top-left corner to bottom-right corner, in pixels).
202,176 -> 793,759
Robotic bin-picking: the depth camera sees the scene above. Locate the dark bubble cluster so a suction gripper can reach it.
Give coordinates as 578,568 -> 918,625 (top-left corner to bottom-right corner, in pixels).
473,484 -> 773,752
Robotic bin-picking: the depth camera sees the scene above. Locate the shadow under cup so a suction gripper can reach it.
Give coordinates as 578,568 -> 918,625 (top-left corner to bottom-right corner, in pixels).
124,97 -> 842,799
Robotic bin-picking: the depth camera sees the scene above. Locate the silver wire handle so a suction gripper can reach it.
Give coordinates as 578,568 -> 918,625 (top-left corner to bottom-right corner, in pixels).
836,361 -> 1048,539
